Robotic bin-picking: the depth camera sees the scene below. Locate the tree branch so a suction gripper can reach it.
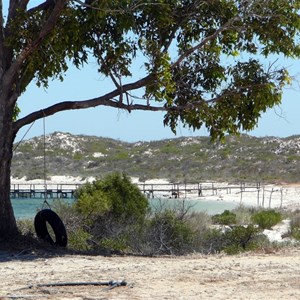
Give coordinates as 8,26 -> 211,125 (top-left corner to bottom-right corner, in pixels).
74,0 -> 165,14
13,74 -> 160,133
4,0 -> 66,106
171,17 -> 240,69
27,0 -> 55,14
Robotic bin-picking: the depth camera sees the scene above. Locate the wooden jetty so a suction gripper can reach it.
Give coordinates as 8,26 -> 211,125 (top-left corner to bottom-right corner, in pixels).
10,183 -> 80,199
10,181 -> 260,200
136,182 -> 260,199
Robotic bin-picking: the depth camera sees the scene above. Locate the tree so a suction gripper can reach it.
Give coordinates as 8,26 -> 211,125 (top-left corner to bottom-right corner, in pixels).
1,0 -> 300,237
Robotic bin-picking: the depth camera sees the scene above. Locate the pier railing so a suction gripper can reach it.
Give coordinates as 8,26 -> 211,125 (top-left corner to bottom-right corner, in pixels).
136,182 -> 260,199
10,181 -> 260,199
10,183 -> 81,199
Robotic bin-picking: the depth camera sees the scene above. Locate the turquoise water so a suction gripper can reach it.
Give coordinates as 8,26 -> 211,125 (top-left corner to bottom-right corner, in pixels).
12,197 -> 238,220
12,198 -> 74,219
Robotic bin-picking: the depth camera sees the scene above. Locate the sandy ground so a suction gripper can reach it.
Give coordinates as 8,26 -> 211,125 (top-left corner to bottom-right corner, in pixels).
1,248 -> 300,300
5,177 -> 300,299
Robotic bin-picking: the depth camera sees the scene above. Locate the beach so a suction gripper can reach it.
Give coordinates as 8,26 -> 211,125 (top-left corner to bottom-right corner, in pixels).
11,175 -> 300,210
3,176 -> 300,299
1,248 -> 300,299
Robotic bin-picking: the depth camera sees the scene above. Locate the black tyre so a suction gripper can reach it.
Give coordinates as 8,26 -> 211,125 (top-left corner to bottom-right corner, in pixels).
34,209 -> 68,247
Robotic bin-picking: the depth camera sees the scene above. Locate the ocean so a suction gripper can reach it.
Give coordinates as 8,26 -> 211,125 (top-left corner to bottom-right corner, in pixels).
12,198 -> 74,219
12,197 -> 238,220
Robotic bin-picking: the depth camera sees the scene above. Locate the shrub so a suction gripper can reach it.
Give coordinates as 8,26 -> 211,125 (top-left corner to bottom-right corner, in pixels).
199,225 -> 263,255
17,219 -> 35,238
222,225 -> 262,254
288,209 -> 300,241
68,228 -> 92,252
199,228 -> 226,254
73,172 -> 150,252
212,210 -> 237,225
51,199 -> 90,251
74,172 -> 149,223
74,181 -> 110,222
232,205 -> 254,225
130,210 -> 195,255
251,209 -> 282,229
186,211 -> 212,233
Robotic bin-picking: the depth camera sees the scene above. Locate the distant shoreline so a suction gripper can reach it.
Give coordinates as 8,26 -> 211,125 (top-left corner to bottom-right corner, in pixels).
10,175 -> 300,210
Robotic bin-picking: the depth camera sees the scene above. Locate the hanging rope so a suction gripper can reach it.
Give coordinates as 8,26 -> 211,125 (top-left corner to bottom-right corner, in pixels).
42,199 -> 52,210
13,121 -> 35,152
42,111 -> 50,208
43,113 -> 47,193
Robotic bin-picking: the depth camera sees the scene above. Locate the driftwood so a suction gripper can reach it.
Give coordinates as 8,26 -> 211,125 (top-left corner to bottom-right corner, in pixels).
26,280 -> 127,290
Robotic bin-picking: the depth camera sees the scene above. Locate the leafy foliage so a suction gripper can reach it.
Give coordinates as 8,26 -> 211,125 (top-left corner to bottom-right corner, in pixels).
200,224 -> 264,255
212,210 -> 237,225
19,196 -> 288,255
141,210 -> 195,255
74,172 -> 150,222
222,225 -> 264,255
72,172 -> 150,252
6,1 -> 300,139
251,210 -> 282,229
284,210 -> 300,241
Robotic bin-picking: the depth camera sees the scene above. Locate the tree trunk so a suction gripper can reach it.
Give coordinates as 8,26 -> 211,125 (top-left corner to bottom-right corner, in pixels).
0,105 -> 18,237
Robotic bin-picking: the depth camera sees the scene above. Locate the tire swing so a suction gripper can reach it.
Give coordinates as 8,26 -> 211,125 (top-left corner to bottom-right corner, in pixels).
33,116 -> 67,247
34,208 -> 68,247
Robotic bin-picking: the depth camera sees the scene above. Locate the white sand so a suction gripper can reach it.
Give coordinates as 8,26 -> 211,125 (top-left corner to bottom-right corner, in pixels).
11,176 -> 300,210
1,248 -> 300,299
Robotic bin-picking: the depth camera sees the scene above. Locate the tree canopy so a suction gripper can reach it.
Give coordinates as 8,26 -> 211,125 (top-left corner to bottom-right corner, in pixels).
4,0 -> 299,139
1,0 -> 300,236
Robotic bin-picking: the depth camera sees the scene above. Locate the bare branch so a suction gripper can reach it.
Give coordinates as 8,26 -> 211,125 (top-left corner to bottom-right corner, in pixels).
13,74 -> 158,132
98,54 -> 121,91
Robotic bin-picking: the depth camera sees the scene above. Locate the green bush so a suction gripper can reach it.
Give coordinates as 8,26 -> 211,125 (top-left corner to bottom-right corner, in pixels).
74,172 -> 149,223
199,228 -> 225,254
251,209 -> 282,229
212,210 -> 237,225
132,210 -> 195,255
200,225 -> 262,254
17,219 -> 35,237
73,172 -> 150,252
291,227 -> 300,240
222,225 -> 262,254
288,210 -> 300,241
68,228 -> 92,252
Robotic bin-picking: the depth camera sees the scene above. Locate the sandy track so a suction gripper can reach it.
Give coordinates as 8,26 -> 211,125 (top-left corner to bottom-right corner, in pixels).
1,248 -> 300,299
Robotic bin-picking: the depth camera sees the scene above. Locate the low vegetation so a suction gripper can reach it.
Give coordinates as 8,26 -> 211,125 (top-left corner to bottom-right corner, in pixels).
12,132 -> 300,183
16,172 -> 300,256
251,210 -> 283,230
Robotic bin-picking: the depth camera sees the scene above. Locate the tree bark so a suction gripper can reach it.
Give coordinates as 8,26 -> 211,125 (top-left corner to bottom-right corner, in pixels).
0,100 -> 18,237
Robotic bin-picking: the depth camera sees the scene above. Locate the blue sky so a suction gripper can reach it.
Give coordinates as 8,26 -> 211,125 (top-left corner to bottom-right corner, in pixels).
9,1 -> 300,142
16,55 -> 300,143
